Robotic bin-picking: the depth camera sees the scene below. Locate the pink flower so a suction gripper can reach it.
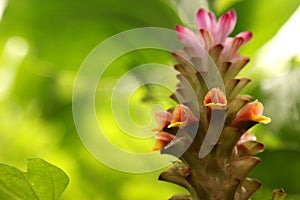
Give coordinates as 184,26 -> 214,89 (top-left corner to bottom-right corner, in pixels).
176,9 -> 252,62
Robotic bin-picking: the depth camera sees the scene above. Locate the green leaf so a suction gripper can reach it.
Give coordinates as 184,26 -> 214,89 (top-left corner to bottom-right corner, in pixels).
232,0 -> 300,57
0,158 -> 69,200
212,0 -> 243,13
250,150 -> 300,196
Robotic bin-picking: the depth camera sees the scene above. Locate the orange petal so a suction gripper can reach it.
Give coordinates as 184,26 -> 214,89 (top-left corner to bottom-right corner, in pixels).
168,104 -> 198,128
232,100 -> 271,126
204,88 -> 227,109
150,131 -> 175,151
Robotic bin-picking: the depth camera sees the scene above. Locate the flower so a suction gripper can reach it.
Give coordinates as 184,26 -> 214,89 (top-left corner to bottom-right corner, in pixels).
151,131 -> 175,151
168,104 -> 198,128
204,88 -> 227,110
176,9 -> 252,62
151,104 -> 198,151
153,110 -> 173,131
151,104 -> 198,131
231,100 -> 271,127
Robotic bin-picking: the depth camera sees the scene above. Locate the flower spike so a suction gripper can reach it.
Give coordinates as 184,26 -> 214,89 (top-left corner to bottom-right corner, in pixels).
150,8 -> 277,200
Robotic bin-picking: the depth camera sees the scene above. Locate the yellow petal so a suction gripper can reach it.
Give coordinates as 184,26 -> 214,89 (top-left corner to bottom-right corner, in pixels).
254,115 -> 271,124
167,122 -> 182,128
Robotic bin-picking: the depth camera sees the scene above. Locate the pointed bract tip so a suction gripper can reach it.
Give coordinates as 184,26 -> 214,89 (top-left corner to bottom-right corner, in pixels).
272,189 -> 287,200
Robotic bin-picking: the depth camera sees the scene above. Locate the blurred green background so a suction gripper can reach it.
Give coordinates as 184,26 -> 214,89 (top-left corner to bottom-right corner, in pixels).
0,0 -> 300,199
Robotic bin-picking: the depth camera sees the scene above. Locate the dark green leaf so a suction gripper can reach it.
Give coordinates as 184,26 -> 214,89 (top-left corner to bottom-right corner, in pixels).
232,0 -> 300,57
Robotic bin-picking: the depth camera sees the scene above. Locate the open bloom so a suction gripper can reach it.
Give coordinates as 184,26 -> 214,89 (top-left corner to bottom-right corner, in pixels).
204,88 -> 227,110
151,104 -> 198,151
152,104 -> 198,131
176,9 -> 252,62
168,104 -> 198,128
231,100 -> 271,127
151,131 -> 176,151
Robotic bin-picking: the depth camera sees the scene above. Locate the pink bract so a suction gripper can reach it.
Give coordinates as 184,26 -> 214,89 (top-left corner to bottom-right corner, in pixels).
176,9 -> 253,62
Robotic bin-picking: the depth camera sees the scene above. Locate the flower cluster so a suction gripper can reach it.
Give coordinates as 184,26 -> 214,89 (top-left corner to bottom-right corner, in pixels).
150,8 -> 272,200
176,9 -> 252,63
151,104 -> 198,151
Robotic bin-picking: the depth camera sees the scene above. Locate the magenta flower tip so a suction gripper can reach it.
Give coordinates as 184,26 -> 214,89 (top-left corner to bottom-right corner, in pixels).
217,9 -> 237,42
196,8 -> 215,31
175,8 -> 253,64
237,31 -> 253,44
175,24 -> 203,47
175,24 -> 183,32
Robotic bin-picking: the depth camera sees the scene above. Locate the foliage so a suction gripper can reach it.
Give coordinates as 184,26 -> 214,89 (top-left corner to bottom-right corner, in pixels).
0,158 -> 69,200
